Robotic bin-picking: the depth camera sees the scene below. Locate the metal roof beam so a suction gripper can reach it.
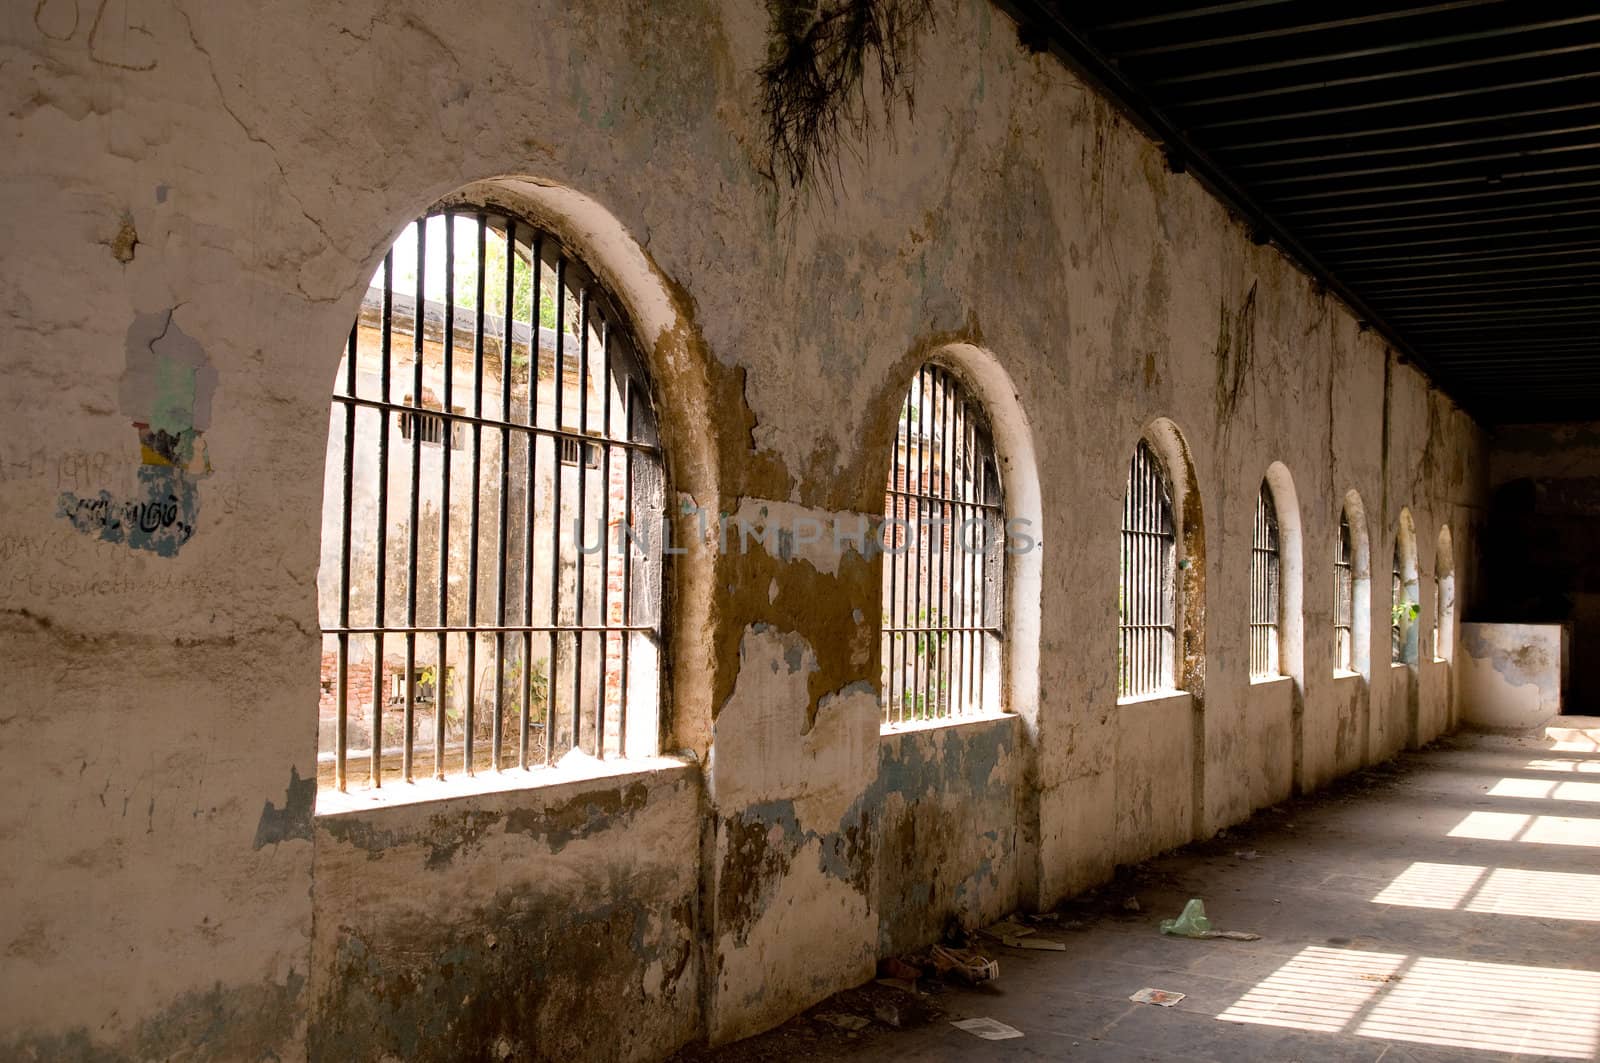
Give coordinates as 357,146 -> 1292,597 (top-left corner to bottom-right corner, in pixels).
1149,16 -> 1600,90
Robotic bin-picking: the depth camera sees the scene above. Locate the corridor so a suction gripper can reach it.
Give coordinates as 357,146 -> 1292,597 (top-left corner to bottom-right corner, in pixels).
701,723 -> 1600,1062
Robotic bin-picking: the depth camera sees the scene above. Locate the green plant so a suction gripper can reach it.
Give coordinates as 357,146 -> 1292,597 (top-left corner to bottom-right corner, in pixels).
496,655 -> 551,723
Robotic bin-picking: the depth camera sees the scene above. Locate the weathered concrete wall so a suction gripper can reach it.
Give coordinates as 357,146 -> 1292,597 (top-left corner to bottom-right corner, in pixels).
1240,678 -> 1295,814
875,715 -> 1021,957
308,762 -> 700,1062
1112,692 -> 1194,866
1460,622 -> 1568,730
1377,666 -> 1414,761
1304,673 -> 1367,791
1486,422 -> 1600,712
1419,657 -> 1453,742
1,0 -> 1485,1057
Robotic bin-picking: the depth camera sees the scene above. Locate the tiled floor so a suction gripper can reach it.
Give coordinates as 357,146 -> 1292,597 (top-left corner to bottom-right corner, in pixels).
695,721 -> 1600,1062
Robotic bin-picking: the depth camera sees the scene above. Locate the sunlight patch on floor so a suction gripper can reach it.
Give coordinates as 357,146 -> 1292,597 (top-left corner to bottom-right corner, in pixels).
1524,758 -> 1600,774
1216,946 -> 1406,1033
1470,866 -> 1600,920
1219,947 -> 1600,1058
1488,777 -> 1600,802
1371,861 -> 1600,921
1371,862 -> 1481,910
1355,957 -> 1600,1058
1447,811 -> 1600,846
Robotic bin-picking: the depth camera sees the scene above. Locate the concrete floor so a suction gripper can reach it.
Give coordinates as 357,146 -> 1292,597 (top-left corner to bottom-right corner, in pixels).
687,722 -> 1600,1062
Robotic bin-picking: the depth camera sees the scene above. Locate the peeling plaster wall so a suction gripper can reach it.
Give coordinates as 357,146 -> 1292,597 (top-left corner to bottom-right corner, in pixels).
1378,666 -> 1415,762
1240,679 -> 1295,815
1486,422 -> 1600,712
1419,658 -> 1453,742
1459,622 -> 1568,730
1112,694 -> 1194,865
1303,674 -> 1368,791
874,716 -> 1021,957
1,0 -> 1485,1057
706,624 -> 879,1043
307,765 -> 700,1062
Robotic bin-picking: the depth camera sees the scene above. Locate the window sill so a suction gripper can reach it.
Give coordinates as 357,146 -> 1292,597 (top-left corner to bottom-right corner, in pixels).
1332,668 -> 1364,681
314,753 -> 695,817
1250,673 -> 1292,687
1117,687 -> 1188,707
880,710 -> 1014,737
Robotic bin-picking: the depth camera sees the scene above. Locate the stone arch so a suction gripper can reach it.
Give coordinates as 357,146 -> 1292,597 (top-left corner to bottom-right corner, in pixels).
1261,462 -> 1304,682
1435,524 -> 1456,662
1341,489 -> 1373,678
871,343 -> 1044,727
1395,506 -> 1421,667
1139,417 -> 1207,698
324,175 -> 722,760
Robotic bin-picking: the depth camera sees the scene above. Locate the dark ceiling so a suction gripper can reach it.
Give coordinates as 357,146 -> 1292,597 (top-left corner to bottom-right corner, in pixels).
1004,0 -> 1600,424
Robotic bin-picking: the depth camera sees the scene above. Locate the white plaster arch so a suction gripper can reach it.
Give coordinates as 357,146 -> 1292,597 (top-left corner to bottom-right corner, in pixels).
917,343 -> 1044,727
1135,416 -> 1207,696
1262,462 -> 1304,683
1341,488 -> 1373,678
1435,524 -> 1456,662
1394,507 -> 1421,666
323,175 -> 722,759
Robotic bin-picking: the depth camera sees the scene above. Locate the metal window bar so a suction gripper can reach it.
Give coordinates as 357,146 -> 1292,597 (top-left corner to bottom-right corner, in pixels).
318,209 -> 662,792
1119,441 -> 1176,698
1334,510 -> 1354,672
1249,482 -> 1282,678
880,365 -> 1003,725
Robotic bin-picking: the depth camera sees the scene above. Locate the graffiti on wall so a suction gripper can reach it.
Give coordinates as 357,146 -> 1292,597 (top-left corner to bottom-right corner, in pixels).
56,309 -> 216,558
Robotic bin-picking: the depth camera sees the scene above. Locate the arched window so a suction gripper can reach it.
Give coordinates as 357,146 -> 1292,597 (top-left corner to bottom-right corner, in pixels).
1334,510 -> 1354,670
1119,440 -> 1176,697
1391,541 -> 1403,662
1250,481 -> 1282,677
1391,511 -> 1421,666
881,364 -> 1003,725
1334,491 -> 1372,677
317,207 -> 664,793
1434,525 -> 1455,661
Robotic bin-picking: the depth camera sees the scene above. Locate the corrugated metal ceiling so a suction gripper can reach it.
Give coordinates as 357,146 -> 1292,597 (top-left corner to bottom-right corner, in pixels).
1004,0 -> 1600,424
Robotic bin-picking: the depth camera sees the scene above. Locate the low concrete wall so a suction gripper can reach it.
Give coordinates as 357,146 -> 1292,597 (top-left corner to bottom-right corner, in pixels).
1377,664 -> 1413,760
1419,658 -> 1452,744
1244,678 -> 1295,811
1304,672 -> 1368,791
1114,692 -> 1195,865
308,762 -> 702,1063
875,714 -> 1022,956
1460,622 -> 1568,730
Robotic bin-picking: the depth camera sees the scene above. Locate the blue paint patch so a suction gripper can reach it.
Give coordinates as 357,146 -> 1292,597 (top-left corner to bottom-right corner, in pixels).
58,465 -> 198,557
56,310 -> 215,557
871,718 -> 1014,804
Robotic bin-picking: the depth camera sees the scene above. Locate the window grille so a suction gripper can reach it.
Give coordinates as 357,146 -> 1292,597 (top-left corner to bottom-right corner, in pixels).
1119,440 -> 1176,698
318,208 -> 664,793
399,398 -> 463,449
1249,482 -> 1281,677
880,364 -> 1003,725
1334,510 -> 1354,671
559,437 -> 601,468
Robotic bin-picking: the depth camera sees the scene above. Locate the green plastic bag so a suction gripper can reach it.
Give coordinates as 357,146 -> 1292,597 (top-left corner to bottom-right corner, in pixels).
1160,898 -> 1214,937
